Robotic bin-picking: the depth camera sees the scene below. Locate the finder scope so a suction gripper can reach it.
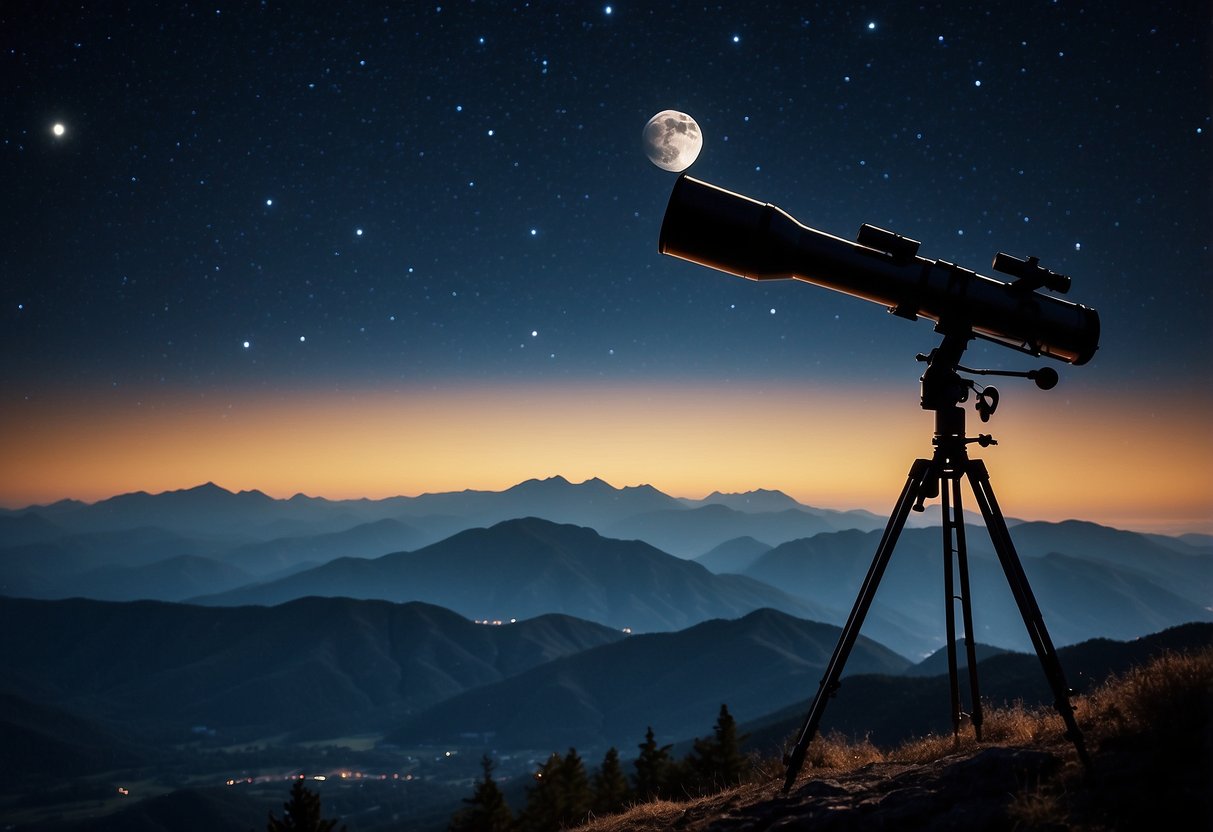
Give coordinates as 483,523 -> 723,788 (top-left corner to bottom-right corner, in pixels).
659,175 -> 1100,365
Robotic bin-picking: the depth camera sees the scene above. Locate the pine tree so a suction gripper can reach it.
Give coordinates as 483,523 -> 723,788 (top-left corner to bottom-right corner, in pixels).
685,704 -> 748,794
266,777 -> 346,832
591,747 -> 631,815
517,748 -> 593,832
632,726 -> 673,801
449,755 -> 514,832
516,751 -> 566,832
559,747 -> 592,825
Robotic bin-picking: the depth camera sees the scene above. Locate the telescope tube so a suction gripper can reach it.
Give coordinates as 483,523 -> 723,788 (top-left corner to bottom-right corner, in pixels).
659,175 -> 1099,364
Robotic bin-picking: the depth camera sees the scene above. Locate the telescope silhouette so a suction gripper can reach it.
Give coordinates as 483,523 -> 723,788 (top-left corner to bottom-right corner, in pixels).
659,174 -> 1099,365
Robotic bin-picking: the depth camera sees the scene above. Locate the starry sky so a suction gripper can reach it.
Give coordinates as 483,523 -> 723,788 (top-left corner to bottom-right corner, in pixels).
2,2 -> 1210,532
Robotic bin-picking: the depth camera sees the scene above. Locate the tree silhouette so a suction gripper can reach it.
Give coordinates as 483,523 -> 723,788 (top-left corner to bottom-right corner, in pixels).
266,777 -> 346,832
685,704 -> 748,794
632,726 -> 673,801
592,746 -> 632,815
559,747 -> 592,823
517,748 -> 592,832
449,755 -> 514,832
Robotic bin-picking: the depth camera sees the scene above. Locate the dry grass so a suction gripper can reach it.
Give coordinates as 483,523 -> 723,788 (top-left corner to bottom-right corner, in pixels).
570,647 -> 1213,832
1084,648 -> 1213,750
797,731 -> 884,770
1004,781 -> 1070,831
576,791 -> 761,832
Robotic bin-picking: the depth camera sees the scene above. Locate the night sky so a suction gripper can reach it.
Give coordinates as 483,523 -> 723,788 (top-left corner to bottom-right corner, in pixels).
3,2 -> 1210,532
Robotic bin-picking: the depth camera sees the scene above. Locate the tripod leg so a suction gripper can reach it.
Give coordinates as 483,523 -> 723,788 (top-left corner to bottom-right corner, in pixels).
941,470 -> 962,738
966,459 -> 1090,768
782,458 -> 933,792
949,473 -> 984,740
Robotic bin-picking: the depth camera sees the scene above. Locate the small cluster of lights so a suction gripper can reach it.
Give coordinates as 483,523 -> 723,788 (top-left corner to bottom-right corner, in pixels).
226,770 -> 418,786
473,618 -> 518,625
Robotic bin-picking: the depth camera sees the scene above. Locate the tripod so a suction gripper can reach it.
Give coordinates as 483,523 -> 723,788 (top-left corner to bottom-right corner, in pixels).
781,331 -> 1091,792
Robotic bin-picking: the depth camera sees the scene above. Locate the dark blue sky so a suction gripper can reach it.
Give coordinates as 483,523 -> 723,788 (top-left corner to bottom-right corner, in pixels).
5,1 -> 1208,392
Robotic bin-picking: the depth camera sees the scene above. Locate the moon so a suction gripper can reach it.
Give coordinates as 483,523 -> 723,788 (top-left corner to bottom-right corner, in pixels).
642,110 -> 703,172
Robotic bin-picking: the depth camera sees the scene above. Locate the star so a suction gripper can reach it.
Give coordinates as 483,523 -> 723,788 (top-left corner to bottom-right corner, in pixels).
51,123 -> 66,137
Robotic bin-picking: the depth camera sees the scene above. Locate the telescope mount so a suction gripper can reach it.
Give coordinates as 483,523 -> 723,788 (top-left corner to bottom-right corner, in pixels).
781,328 -> 1092,792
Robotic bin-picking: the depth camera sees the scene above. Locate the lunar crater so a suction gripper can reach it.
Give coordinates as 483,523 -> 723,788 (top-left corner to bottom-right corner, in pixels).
643,110 -> 703,172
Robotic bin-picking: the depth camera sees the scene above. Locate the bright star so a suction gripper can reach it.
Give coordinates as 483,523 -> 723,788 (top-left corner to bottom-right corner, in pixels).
52,123 -> 66,137
242,341 -> 251,349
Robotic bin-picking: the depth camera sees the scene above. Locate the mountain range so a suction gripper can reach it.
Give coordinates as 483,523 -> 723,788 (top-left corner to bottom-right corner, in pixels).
191,517 -> 828,632
734,522 -> 1213,656
3,479 -> 1210,660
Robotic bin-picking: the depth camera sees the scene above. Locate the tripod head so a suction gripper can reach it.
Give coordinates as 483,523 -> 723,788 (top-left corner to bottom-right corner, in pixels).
917,327 -> 1061,448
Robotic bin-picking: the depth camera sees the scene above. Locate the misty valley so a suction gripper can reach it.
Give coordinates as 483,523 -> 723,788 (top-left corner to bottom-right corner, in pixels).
2,477 -> 1211,830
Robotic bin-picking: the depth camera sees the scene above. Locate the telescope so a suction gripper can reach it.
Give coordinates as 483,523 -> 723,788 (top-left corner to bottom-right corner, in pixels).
658,173 -> 1102,791
659,174 -> 1099,365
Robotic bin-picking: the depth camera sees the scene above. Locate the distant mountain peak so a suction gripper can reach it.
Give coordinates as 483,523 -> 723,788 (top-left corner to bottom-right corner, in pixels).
168,482 -> 274,502
183,482 -> 229,495
707,488 -> 787,499
508,475 -> 571,491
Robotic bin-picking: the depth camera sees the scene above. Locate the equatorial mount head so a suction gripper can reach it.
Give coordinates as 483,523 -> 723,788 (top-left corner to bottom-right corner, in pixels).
917,330 -> 1063,427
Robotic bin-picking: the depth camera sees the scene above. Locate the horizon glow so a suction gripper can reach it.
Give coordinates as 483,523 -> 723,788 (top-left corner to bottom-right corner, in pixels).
3,381 -> 1210,535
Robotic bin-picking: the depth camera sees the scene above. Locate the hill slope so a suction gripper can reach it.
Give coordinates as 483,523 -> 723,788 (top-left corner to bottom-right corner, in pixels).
0,595 -> 625,744
387,607 -> 909,751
